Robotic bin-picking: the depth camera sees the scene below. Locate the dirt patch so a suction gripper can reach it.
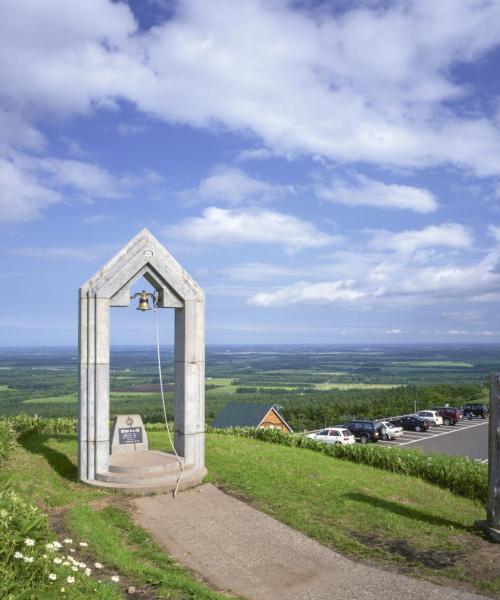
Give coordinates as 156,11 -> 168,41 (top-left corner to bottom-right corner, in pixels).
48,505 -> 159,599
457,533 -> 500,586
352,531 -> 464,569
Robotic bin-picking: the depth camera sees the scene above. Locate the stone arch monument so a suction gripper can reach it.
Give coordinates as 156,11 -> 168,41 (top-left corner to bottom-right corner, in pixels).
78,228 -> 206,491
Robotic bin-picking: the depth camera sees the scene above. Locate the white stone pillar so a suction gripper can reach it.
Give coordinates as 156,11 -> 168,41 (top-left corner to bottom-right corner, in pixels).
94,298 -> 110,475
77,294 -> 88,480
174,299 -> 205,467
78,293 -> 110,481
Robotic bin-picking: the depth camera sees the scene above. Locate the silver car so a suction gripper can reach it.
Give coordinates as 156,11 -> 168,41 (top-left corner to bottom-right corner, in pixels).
415,410 -> 443,427
307,427 -> 356,445
379,420 -> 403,440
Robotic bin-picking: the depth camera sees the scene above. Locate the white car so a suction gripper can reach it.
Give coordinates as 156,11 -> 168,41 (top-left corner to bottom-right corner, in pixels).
307,427 -> 356,446
415,410 -> 443,427
379,421 -> 403,440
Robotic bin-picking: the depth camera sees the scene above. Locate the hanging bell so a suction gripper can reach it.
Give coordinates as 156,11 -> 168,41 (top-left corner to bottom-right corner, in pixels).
136,291 -> 152,311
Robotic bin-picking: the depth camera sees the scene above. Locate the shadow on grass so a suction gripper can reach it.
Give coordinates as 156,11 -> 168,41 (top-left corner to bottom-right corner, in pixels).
346,492 -> 473,532
18,432 -> 78,482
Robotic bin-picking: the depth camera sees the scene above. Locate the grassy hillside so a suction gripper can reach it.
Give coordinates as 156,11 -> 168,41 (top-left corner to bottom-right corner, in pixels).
1,423 -> 499,598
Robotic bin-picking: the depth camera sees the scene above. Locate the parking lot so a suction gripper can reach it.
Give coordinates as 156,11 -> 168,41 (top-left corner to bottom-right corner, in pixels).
378,417 -> 489,462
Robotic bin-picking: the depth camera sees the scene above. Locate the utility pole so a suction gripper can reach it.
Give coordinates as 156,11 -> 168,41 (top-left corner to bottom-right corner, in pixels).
477,373 -> 500,542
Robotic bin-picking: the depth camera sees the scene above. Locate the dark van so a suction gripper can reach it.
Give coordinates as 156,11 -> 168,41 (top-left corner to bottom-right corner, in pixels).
462,403 -> 489,419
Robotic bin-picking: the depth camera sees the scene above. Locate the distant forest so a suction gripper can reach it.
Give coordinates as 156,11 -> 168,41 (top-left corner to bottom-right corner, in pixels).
0,345 -> 495,430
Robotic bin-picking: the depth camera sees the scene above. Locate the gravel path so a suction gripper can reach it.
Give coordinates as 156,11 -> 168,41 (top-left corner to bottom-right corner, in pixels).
133,484 -> 487,600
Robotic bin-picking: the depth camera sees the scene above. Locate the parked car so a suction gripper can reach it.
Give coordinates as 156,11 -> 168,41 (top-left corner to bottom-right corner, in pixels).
344,420 -> 385,444
415,410 -> 443,427
432,406 -> 463,426
462,403 -> 489,419
390,416 -> 431,432
379,420 -> 403,440
307,427 -> 356,446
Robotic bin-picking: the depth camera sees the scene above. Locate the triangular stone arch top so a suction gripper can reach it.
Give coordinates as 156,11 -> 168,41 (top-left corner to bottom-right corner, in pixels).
78,229 -> 205,484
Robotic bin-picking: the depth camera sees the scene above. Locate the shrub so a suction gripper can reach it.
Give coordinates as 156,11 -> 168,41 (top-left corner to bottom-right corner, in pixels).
212,427 -> 488,502
0,421 -> 15,463
3,415 -> 77,435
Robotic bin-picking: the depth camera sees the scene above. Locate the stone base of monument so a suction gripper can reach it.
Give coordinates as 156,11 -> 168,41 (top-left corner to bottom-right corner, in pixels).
475,520 -> 500,543
82,415 -> 206,495
83,450 -> 207,495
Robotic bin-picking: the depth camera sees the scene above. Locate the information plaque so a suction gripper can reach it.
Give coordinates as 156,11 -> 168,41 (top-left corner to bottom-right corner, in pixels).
118,427 -> 143,445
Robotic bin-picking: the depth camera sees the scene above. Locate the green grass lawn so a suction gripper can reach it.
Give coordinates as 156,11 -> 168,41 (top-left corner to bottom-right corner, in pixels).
198,433 -> 499,596
0,432 -> 228,599
4,429 -> 500,598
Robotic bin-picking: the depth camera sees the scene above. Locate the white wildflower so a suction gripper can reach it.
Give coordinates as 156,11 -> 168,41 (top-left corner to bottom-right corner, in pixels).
46,542 -> 55,550
53,557 -> 62,565
24,538 -> 35,547
66,576 -> 75,584
79,562 -> 86,568
79,542 -> 88,547
14,551 -> 23,559
23,556 -> 34,563
48,573 -> 57,581
60,587 -> 65,593
85,567 -> 91,576
63,538 -> 73,544
71,565 -> 78,572
63,561 -> 70,566
69,548 -> 76,553
110,575 -> 120,582
53,541 -> 62,549
94,562 -> 103,569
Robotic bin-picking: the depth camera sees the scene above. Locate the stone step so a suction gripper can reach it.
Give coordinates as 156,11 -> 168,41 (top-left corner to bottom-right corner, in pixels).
96,463 -> 193,485
108,450 -> 183,475
86,466 -> 207,496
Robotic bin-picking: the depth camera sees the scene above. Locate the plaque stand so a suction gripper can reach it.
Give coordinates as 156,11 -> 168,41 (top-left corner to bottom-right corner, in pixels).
110,415 -> 148,455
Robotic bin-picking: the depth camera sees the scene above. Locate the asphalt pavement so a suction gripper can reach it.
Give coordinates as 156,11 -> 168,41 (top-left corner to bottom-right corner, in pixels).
134,484 -> 487,600
378,417 -> 489,461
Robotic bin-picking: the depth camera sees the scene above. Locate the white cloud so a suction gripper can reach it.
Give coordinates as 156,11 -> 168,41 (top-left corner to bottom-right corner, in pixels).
488,225 -> 500,243
246,228 -> 500,307
248,251 -> 500,307
165,206 -> 337,253
236,148 -> 275,162
21,155 -> 125,199
2,1 -> 500,173
0,159 -> 60,223
250,280 -> 365,306
178,165 -> 293,205
12,245 -> 115,260
0,111 -> 45,152
222,262 -> 302,281
0,153 -> 166,223
117,123 -> 147,136
369,223 -> 472,253
317,175 -> 438,213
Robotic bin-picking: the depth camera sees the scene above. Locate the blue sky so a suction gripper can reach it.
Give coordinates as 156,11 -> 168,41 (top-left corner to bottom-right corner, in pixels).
1,0 -> 500,346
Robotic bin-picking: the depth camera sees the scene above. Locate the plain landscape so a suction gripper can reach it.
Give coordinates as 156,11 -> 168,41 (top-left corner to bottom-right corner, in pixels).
1,343 -> 499,598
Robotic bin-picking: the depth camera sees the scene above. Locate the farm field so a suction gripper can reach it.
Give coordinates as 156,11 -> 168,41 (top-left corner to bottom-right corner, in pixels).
0,344 -> 497,431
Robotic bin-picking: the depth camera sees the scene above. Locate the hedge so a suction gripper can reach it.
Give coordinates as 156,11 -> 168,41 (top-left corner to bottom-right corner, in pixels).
212,427 -> 488,503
